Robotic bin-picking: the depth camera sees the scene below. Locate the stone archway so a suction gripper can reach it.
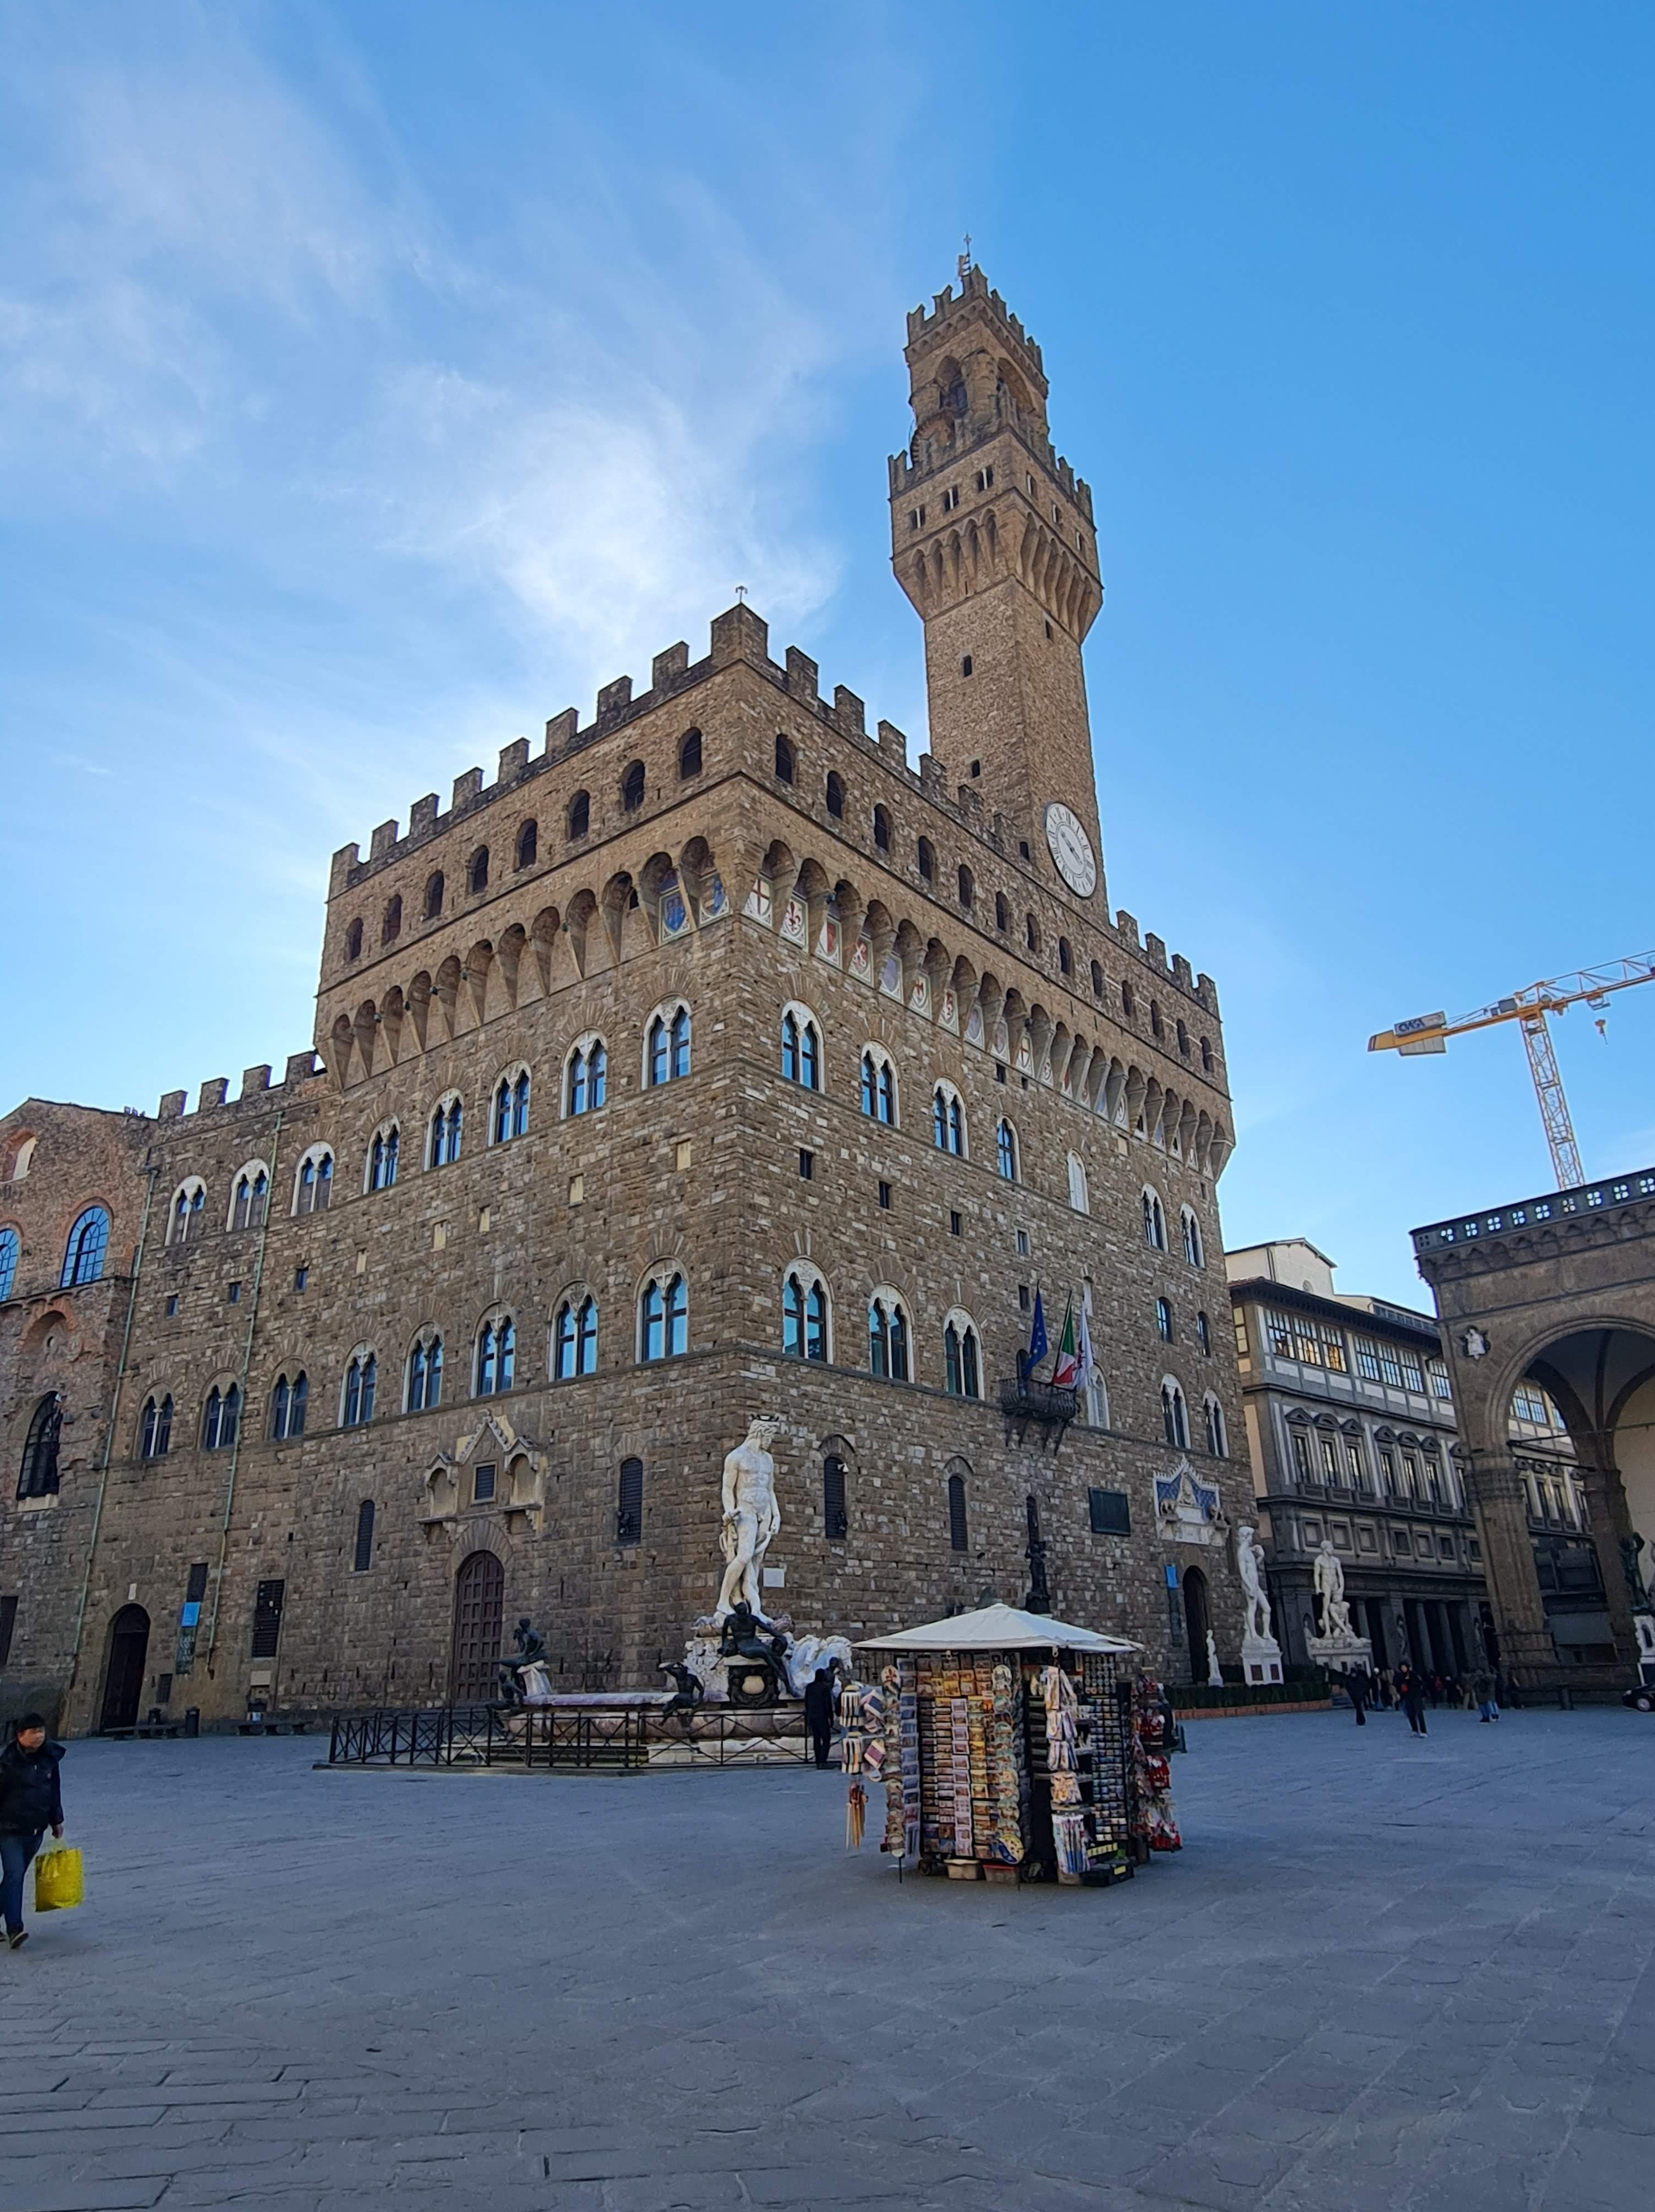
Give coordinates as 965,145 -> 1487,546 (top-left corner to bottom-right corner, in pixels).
1416,1175 -> 1655,1692
99,1604 -> 150,1732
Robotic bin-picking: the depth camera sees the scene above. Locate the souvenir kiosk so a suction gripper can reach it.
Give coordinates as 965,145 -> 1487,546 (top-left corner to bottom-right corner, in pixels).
846,1604 -> 1180,1886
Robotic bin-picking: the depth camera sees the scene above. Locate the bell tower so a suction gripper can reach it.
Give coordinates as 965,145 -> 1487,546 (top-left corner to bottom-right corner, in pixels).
889,265 -> 1106,905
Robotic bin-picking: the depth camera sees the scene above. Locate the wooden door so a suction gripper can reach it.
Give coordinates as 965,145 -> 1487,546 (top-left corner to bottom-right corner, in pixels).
100,1605 -> 151,1731
449,1551 -> 504,1705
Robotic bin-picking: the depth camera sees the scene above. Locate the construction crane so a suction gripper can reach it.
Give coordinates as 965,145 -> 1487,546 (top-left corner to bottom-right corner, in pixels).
1369,952 -> 1655,1192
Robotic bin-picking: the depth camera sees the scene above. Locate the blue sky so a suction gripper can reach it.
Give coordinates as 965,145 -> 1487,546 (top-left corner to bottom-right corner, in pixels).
3,2 -> 1652,1306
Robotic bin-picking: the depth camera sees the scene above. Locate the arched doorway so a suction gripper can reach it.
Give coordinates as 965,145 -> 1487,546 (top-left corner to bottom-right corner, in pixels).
99,1604 -> 150,1732
449,1550 -> 504,1705
1183,1565 -> 1211,1684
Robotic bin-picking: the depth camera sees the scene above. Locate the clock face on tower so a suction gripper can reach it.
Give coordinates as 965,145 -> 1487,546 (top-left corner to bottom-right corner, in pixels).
1043,803 -> 1097,898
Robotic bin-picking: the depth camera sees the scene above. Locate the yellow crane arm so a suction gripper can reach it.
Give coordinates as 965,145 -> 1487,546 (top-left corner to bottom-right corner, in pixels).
1368,952 -> 1655,1056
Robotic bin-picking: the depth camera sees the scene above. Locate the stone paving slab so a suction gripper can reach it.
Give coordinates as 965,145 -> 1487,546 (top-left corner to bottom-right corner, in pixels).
0,1708 -> 1651,2210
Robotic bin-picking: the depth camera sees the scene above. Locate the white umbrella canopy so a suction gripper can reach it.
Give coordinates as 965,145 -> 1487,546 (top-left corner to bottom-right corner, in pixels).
857,1602 -> 1140,1655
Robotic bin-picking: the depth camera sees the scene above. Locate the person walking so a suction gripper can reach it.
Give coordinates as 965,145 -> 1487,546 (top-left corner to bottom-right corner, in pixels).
802,1666 -> 837,1770
1474,1665 -> 1500,1723
1399,1664 -> 1428,1736
1345,1666 -> 1371,1726
0,1713 -> 65,1951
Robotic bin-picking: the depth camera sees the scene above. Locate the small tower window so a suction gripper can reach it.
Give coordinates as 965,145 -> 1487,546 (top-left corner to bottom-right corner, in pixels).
567,790 -> 591,839
381,896 -> 402,945
1091,960 -> 1104,997
960,654 -> 973,678
825,770 -> 845,819
957,864 -> 973,909
344,919 -> 363,962
621,761 -> 645,812
678,727 -> 703,779
917,837 -> 935,882
467,847 -> 489,895
994,893 -> 1008,932
515,820 -> 538,869
872,804 -> 891,852
423,871 -> 444,920
1058,937 -> 1072,977
774,733 -> 794,784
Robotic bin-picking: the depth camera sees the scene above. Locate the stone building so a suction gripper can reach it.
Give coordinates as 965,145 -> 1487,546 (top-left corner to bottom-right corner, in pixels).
1413,1168 -> 1655,1694
1226,1239 -> 1596,1679
0,267 -> 1247,1733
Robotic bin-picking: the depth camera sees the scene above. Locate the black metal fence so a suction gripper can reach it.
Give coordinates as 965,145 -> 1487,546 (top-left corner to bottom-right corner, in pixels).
327,1701 -> 816,1772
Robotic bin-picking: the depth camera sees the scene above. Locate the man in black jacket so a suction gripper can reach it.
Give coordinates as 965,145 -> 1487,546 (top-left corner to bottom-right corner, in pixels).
802,1666 -> 838,1769
0,1713 -> 66,1949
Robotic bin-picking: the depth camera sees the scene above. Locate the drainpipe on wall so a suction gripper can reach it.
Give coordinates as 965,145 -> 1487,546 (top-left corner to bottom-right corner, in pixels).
202,1109 -> 283,1681
65,1152 -> 161,1720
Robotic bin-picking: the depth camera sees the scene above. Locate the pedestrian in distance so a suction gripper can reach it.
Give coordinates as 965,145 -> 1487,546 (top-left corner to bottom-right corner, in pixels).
0,1713 -> 66,1951
1345,1666 -> 1370,1726
1399,1665 -> 1428,1736
803,1665 -> 837,1770
1474,1666 -> 1500,1723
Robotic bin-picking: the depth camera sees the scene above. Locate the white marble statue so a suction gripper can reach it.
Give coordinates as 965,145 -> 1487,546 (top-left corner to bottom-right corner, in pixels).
1236,1522 -> 1273,1643
517,1661 -> 555,1706
782,1633 -> 857,1699
1312,1538 -> 1354,1639
1205,1631 -> 1224,1688
714,1416 -> 785,1622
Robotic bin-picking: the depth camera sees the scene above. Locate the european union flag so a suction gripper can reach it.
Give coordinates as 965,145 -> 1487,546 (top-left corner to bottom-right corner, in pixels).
1028,1288 -> 1048,1370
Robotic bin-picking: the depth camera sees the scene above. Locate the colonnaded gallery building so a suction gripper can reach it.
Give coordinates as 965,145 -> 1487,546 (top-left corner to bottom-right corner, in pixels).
0,269 -> 1248,1733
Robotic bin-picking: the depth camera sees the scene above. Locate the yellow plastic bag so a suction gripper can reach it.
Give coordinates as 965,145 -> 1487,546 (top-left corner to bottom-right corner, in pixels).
34,1845 -> 83,1912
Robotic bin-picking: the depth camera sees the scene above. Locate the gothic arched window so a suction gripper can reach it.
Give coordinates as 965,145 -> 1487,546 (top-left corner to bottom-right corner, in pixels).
567,790 -> 590,839
621,760 -> 645,811
872,804 -> 891,852
295,1150 -> 333,1214
18,1393 -> 62,1497
996,1119 -> 1018,1182
1143,1189 -> 1167,1251
639,1273 -> 688,1361
368,1126 -> 399,1192
0,1225 -> 17,1301
270,1371 -> 307,1440
406,1335 -> 443,1413
202,1383 -> 240,1452
679,728 -> 703,779
861,1050 -> 896,1125
648,1007 -> 690,1086
783,1271 -> 829,1362
515,819 -> 538,869
140,1393 -> 172,1460
947,1467 -> 969,1551
933,1084 -> 965,1156
429,1098 -> 463,1168
554,1294 -> 598,1380
493,1070 -> 530,1143
343,1354 -> 376,1428
62,1206 -> 109,1286
781,1008 -> 821,1091
423,871 -> 444,920
774,733 -> 794,784
566,1041 -> 607,1117
944,1318 -> 982,1399
232,1168 -> 268,1232
825,770 -> 845,818
868,1295 -> 910,1382
475,1318 -> 515,1397
1162,1380 -> 1190,1450
468,846 -> 490,895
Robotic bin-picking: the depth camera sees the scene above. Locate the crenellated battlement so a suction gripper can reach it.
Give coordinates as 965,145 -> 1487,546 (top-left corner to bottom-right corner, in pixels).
905,265 -> 1044,377
153,1051 -> 327,1124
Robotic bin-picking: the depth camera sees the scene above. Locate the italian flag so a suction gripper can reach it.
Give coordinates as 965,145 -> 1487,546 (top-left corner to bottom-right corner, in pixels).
1051,1298 -> 1081,1388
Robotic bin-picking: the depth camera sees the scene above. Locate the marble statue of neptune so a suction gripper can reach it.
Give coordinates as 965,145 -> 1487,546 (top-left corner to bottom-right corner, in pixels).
715,1417 -> 785,1622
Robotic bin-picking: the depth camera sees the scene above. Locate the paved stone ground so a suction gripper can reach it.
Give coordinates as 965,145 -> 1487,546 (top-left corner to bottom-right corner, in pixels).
1,1706 -> 1651,2212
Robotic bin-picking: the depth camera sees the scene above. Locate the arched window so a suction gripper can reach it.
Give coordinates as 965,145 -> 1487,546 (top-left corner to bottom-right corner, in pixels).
1200,1035 -> 1214,1074
1066,1152 -> 1089,1214
345,918 -> 363,962
860,1049 -> 896,1125
917,836 -> 935,882
62,1206 -> 109,1286
139,1393 -> 172,1460
932,1083 -> 966,1156
781,1007 -> 821,1090
1196,1310 -> 1212,1356
475,1318 -> 515,1397
621,760 -> 645,811
382,895 -> 402,945
515,820 -> 538,871
567,789 -> 591,838
468,847 -> 489,895
1058,936 -> 1072,977
1122,979 -> 1136,1019
872,804 -> 891,852
1090,960 -> 1104,997
295,1149 -> 333,1215
169,1183 -> 205,1246
270,1371 -> 307,1440
822,1451 -> 849,1540
868,1294 -> 910,1382
566,1040 -> 607,1117
825,769 -> 845,819
947,1465 -> 970,1551
1204,1397 -> 1228,1458
428,1097 -> 463,1168
423,871 -> 444,920
493,1068 -> 530,1142
647,1005 -> 690,1086
231,1168 -> 268,1232
353,1498 -> 375,1573
1143,1189 -> 1167,1251
1156,1297 -> 1175,1344
0,1225 -> 17,1301
996,1119 -> 1018,1182
343,1354 -> 376,1428
1162,1380 -> 1189,1450
679,728 -> 703,779
1024,913 -> 1039,952
406,1334 -> 443,1413
202,1382 -> 240,1452
1150,999 -> 1164,1041
1181,1208 -> 1205,1269
17,1392 -> 61,1497
994,892 -> 1008,932
368,1125 -> 399,1192
774,733 -> 794,784
639,1272 -> 688,1361
783,1270 -> 829,1361
944,1317 -> 982,1399
1176,1018 -> 1190,1058
554,1294 -> 598,1379
617,1457 -> 643,1545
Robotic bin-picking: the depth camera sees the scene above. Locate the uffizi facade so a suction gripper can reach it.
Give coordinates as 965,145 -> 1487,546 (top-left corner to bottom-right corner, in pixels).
0,269 -> 1249,1733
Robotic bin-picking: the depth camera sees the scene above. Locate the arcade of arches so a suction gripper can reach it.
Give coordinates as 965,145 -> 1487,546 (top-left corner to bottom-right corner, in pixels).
1417,1177 -> 1655,1694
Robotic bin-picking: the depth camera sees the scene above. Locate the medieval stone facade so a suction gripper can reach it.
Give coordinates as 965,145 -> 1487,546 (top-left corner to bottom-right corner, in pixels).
0,268 -> 1247,1732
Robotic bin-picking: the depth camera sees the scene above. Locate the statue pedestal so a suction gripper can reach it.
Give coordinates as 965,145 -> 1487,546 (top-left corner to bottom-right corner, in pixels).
1305,1631 -> 1372,1674
1240,1632 -> 1284,1687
